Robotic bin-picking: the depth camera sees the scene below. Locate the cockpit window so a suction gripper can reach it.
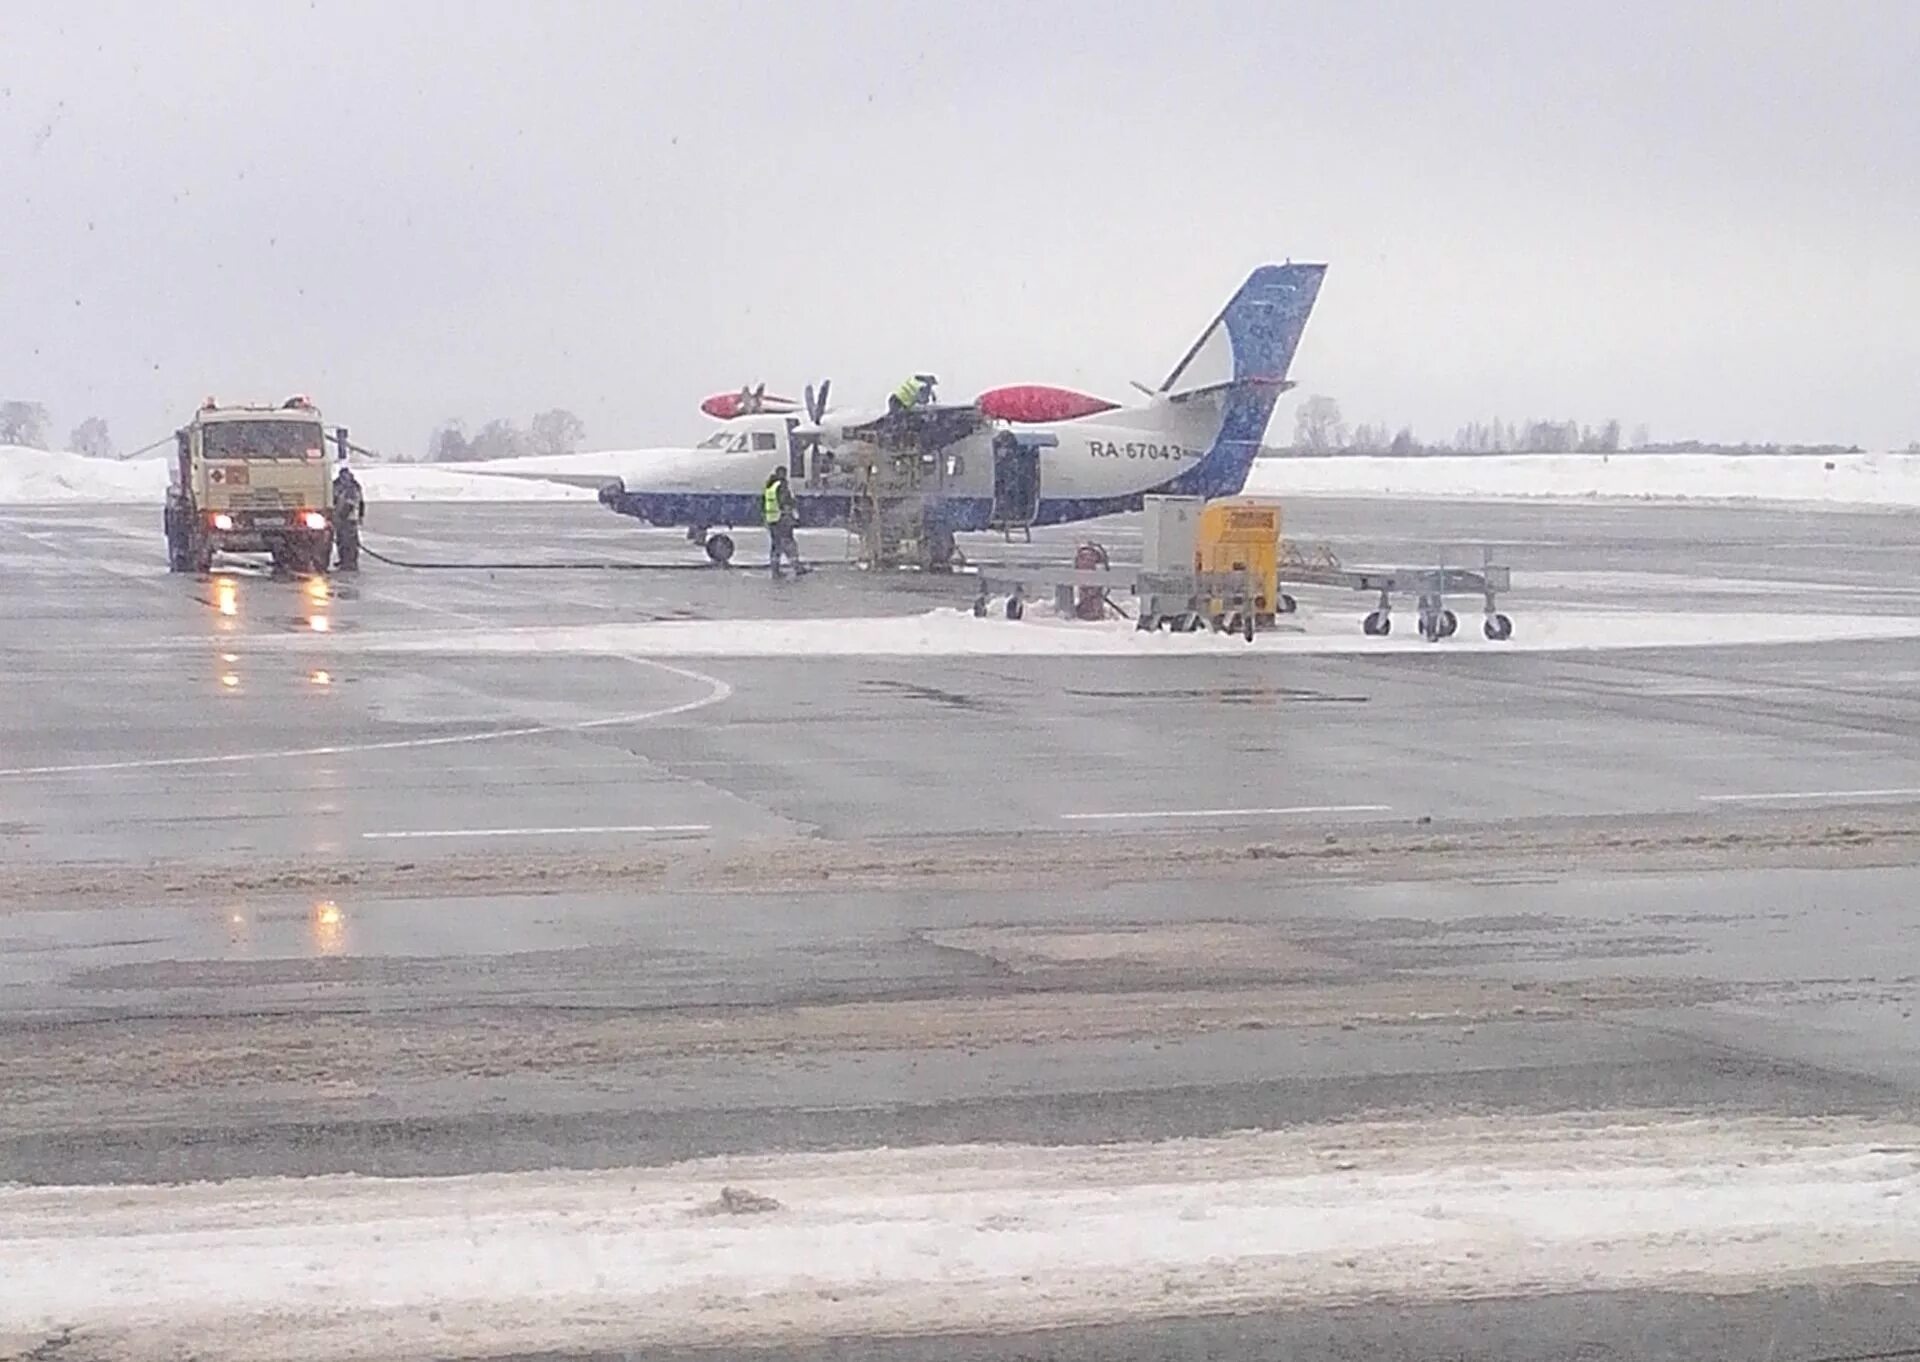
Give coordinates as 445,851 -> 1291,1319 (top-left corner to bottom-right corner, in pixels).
696,431 -> 732,450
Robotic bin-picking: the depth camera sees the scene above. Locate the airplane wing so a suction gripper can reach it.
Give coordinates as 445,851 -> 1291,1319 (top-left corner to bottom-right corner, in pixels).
429,449 -> 694,493
449,469 -> 621,491
841,403 -> 988,451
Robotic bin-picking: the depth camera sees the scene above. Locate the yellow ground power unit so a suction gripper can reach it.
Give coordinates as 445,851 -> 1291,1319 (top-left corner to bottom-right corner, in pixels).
1195,496 -> 1283,623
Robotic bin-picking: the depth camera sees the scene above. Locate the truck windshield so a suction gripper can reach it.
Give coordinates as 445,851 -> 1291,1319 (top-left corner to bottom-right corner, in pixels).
201,421 -> 326,459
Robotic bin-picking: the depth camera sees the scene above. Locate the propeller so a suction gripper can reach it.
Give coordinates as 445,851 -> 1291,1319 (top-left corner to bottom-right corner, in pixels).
804,379 -> 831,425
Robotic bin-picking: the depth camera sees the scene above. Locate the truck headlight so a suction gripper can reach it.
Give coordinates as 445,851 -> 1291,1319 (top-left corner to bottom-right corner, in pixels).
302,511 -> 328,530
211,512 -> 234,531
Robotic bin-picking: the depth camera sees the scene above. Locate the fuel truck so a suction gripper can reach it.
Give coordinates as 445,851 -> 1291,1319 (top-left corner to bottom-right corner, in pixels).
164,397 -> 350,574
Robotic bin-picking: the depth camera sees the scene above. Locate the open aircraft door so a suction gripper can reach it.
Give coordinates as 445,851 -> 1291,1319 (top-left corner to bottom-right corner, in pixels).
991,430 -> 1051,531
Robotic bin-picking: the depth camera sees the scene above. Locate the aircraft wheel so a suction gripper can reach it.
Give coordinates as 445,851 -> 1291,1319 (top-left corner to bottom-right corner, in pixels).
1005,595 -> 1024,621
1363,610 -> 1390,636
973,595 -> 989,618
1439,609 -> 1458,638
1484,612 -> 1514,641
1277,593 -> 1297,615
705,533 -> 735,565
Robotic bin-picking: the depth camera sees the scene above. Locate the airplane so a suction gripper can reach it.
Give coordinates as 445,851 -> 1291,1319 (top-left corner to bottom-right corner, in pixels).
490,262 -> 1326,567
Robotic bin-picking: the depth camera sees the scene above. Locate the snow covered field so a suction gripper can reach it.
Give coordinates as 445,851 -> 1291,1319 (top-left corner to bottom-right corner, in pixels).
8,445 -> 1920,508
5,1112 -> 1915,1360
1245,451 -> 1920,507
321,603 -> 1920,660
0,447 -> 593,504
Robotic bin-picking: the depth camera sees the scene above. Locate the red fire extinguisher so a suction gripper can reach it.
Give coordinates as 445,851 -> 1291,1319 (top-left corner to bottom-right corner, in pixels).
1073,542 -> 1110,620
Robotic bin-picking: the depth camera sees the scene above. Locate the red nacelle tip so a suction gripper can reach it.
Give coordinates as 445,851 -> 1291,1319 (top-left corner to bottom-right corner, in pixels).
701,391 -> 800,420
976,385 -> 1119,424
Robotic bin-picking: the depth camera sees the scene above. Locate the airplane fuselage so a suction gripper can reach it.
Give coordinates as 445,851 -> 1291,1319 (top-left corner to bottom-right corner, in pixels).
597,394 -> 1238,534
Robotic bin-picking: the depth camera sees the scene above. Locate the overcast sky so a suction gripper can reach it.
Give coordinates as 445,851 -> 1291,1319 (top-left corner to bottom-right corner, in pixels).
4,0 -> 1916,455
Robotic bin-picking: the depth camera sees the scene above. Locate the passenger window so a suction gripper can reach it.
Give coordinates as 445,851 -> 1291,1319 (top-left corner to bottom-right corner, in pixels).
752,432 -> 778,452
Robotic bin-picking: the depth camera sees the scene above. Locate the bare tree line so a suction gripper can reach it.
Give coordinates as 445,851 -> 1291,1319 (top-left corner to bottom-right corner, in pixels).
1286,396 -> 1867,457
424,409 -> 585,462
0,400 -> 116,457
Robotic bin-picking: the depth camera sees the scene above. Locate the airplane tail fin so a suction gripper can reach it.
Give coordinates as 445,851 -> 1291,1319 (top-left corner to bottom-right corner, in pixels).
1156,262 -> 1326,497
1159,262 -> 1326,397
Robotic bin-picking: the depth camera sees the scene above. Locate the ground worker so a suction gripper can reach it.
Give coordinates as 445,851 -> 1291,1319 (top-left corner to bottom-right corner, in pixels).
763,465 -> 808,578
887,373 -> 938,414
332,460 -> 365,571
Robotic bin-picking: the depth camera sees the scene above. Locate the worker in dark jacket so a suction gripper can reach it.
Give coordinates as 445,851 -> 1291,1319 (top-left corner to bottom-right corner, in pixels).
332,462 -> 365,570
763,466 -> 808,578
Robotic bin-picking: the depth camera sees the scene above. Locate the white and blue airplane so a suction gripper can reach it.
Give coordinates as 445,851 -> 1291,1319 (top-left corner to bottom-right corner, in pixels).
499,262 -> 1325,565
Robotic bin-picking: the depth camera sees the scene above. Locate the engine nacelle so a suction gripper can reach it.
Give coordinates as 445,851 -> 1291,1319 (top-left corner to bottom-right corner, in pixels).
701,390 -> 801,420
976,385 -> 1120,423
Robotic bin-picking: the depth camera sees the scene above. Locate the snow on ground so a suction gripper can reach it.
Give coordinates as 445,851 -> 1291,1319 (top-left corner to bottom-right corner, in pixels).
10,445 -> 1920,508
324,603 -> 1920,660
1246,451 -> 1920,507
0,447 -> 593,504
4,1112 -> 1916,1360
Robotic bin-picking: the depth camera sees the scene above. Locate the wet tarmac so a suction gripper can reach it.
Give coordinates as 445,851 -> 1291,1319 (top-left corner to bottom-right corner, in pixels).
7,500 -> 1920,861
4,496 -> 1920,1359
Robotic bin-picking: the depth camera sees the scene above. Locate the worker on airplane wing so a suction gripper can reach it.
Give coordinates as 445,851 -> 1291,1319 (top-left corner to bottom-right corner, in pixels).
763,466 -> 808,578
887,373 -> 938,414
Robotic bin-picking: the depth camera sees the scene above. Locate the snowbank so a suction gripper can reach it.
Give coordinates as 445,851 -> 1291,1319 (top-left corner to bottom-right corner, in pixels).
11,444 -> 1920,509
5,1112 -> 1916,1359
1246,451 -> 1920,507
0,447 -> 593,505
328,604 -> 1920,659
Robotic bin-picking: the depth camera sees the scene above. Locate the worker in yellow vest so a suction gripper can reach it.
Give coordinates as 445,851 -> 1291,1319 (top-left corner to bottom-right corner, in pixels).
887,373 -> 938,414
762,466 -> 807,578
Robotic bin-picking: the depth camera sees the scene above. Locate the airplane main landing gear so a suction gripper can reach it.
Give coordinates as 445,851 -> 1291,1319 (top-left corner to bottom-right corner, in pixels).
1417,594 -> 1459,642
703,532 -> 735,565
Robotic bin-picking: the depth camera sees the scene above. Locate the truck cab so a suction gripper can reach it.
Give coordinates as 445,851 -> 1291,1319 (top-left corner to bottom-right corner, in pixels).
165,397 -> 346,575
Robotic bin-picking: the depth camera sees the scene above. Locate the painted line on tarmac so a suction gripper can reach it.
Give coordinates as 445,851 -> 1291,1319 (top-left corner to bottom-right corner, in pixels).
0,657 -> 733,779
363,823 -> 710,841
1700,786 -> 1920,804
1061,804 -> 1392,822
